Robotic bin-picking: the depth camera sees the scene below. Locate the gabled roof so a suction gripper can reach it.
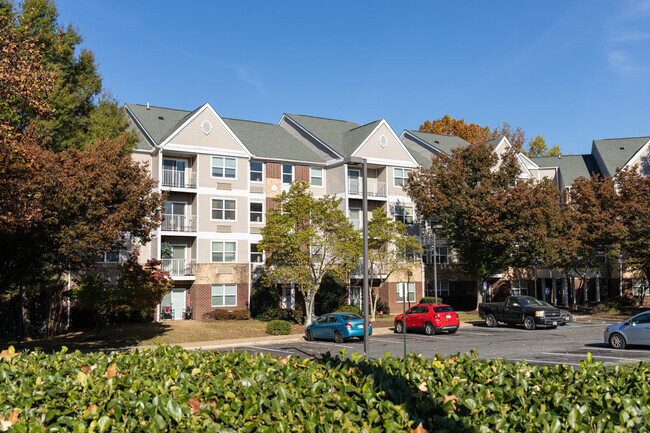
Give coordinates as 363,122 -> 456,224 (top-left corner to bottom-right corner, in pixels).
125,103 -> 198,147
403,130 -> 470,155
477,136 -> 506,149
592,137 -> 650,176
222,118 -> 326,163
344,120 -> 383,155
284,113 -> 362,157
531,154 -> 601,188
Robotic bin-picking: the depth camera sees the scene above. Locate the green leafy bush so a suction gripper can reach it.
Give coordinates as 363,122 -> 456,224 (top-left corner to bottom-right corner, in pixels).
334,305 -> 361,315
202,309 -> 251,321
590,295 -> 636,314
317,271 -> 348,314
249,271 -> 279,318
257,308 -> 303,324
0,346 -> 648,432
266,320 -> 291,335
419,297 -> 444,304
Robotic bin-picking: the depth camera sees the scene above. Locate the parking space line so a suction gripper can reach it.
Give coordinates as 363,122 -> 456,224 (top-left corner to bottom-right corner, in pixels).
582,346 -> 650,355
306,341 -> 355,349
541,352 -> 648,362
243,346 -> 297,354
510,358 -> 581,367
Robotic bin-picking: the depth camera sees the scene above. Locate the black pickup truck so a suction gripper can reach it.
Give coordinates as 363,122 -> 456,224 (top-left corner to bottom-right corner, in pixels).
479,296 -> 562,330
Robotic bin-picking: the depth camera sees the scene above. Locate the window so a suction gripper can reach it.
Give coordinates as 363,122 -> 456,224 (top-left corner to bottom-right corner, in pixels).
250,243 -> 263,263
250,202 -> 263,223
282,164 -> 293,184
436,246 -> 449,264
349,208 -> 361,231
394,168 -> 412,187
310,245 -> 324,262
512,280 -> 528,296
212,199 -> 236,221
96,251 -> 119,263
211,241 -> 236,262
437,281 -> 450,296
397,282 -> 416,303
632,279 -> 650,297
394,205 -> 414,225
212,157 -> 236,179
211,284 -> 237,307
310,167 -> 323,187
250,161 -> 263,182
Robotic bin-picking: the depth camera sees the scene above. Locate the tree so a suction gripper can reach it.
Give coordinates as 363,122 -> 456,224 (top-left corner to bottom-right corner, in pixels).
72,251 -> 172,335
258,181 -> 360,325
366,208 -> 422,321
524,135 -> 561,157
406,141 -> 561,308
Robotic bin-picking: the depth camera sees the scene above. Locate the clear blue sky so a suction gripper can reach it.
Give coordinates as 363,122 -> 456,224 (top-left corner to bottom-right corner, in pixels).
56,0 -> 650,155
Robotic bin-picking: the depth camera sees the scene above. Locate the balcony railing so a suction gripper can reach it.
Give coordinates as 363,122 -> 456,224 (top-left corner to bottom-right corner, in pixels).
348,181 -> 386,197
162,169 -> 197,188
161,259 -> 196,276
161,214 -> 196,232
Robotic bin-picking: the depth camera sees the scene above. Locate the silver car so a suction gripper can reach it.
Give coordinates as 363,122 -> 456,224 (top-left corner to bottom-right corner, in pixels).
604,310 -> 650,349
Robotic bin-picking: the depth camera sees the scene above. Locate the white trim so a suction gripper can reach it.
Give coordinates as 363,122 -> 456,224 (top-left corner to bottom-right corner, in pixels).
249,241 -> 264,264
210,197 -> 237,222
281,163 -> 294,185
249,200 -> 265,224
210,156 -> 238,180
159,102 -> 253,157
350,119 -> 419,166
210,240 -> 238,263
164,143 -> 249,157
249,160 -> 265,183
310,166 -> 324,187
357,156 -> 418,168
516,154 -> 534,179
125,104 -> 158,148
211,284 -> 238,307
623,138 -> 650,171
517,152 -> 539,169
280,114 -> 344,159
400,130 -> 444,155
396,281 -> 416,303
393,167 -> 413,188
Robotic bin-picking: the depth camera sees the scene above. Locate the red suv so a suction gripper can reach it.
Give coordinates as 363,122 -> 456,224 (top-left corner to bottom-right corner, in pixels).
394,304 -> 459,335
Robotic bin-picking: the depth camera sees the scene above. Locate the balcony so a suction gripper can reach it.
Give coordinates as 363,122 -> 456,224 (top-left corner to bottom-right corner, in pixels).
162,169 -> 197,189
162,259 -> 196,277
161,214 -> 196,232
348,180 -> 386,198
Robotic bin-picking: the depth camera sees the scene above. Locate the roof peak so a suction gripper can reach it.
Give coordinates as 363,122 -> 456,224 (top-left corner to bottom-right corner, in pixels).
285,113 -> 356,124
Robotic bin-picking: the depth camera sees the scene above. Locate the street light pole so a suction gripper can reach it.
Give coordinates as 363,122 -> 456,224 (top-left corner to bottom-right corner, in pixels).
362,158 -> 369,357
433,228 -> 438,301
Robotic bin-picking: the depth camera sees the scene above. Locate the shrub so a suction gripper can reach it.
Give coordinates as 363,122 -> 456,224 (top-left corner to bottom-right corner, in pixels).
334,305 -> 361,315
258,308 -> 303,324
266,320 -> 292,335
317,271 -> 348,314
249,271 -> 280,317
590,295 -> 636,314
202,309 -> 251,321
420,296 -> 444,304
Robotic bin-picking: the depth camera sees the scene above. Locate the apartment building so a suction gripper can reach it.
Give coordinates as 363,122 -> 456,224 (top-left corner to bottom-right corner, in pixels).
125,102 -> 424,320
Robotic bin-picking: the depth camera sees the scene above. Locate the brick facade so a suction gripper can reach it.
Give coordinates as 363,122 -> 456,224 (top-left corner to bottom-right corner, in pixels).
295,165 -> 310,181
267,162 -> 281,179
190,282 -> 249,319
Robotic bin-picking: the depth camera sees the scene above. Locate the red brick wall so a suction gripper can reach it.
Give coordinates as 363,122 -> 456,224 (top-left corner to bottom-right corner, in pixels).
190,283 -> 249,319
295,165 -> 310,181
381,281 -> 423,315
267,162 -> 281,179
266,197 -> 279,211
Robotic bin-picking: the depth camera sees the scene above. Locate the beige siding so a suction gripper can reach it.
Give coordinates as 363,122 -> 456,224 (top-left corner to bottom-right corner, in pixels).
196,238 -> 248,264
386,166 -> 413,197
197,195 -> 248,233
353,124 -> 414,164
326,164 -> 346,195
626,142 -> 650,175
169,110 -> 245,153
196,154 -> 248,190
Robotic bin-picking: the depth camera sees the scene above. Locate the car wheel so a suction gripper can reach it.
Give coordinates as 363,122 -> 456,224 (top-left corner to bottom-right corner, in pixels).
358,336 -> 364,342
333,330 -> 343,344
485,314 -> 497,328
394,321 -> 404,334
448,328 -> 458,334
306,330 -> 314,341
609,333 -> 626,349
424,322 -> 435,336
523,316 -> 536,330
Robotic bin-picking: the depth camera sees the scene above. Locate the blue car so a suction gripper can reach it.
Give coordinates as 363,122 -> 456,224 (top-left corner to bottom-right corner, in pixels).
305,313 -> 372,343
604,310 -> 650,349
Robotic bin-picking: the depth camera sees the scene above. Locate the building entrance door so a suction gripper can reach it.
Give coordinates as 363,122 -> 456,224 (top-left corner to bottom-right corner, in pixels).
350,286 -> 361,308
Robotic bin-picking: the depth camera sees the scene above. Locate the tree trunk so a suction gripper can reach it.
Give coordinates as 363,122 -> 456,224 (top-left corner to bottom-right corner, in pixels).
474,279 -> 484,311
304,290 -> 315,326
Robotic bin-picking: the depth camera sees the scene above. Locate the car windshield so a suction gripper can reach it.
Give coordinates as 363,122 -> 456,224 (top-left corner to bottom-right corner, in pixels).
340,314 -> 362,321
519,297 -> 545,306
434,306 -> 453,313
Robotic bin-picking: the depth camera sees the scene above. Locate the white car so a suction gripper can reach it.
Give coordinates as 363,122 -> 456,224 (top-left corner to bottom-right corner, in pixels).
604,311 -> 650,349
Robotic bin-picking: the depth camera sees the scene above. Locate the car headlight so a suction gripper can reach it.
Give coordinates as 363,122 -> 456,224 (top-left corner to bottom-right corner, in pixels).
535,311 -> 545,318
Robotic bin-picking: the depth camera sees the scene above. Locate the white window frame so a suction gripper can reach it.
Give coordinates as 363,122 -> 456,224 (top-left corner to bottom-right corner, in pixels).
96,251 -> 120,263
250,201 -> 264,223
211,284 -> 237,307
436,246 -> 449,264
438,281 -> 450,296
250,160 -> 264,183
282,164 -> 294,184
310,167 -> 324,187
632,279 -> 650,296
349,208 -> 361,231
394,205 -> 414,225
394,168 -> 412,187
250,243 -> 264,264
211,198 -> 237,221
211,241 -> 237,263
211,156 -> 237,179
397,282 -> 416,303
512,280 -> 528,296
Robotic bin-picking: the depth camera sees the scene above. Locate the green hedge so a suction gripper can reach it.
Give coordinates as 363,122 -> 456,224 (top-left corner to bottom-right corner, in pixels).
0,346 -> 648,431
257,308 -> 303,324
265,320 -> 291,335
334,305 -> 361,315
202,309 -> 251,321
419,297 -> 444,305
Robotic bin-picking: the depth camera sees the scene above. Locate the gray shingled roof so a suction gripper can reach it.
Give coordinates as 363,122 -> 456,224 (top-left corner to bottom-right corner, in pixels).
531,154 -> 602,188
125,103 -> 198,148
592,137 -> 650,176
404,130 -> 470,155
222,118 -> 326,163
284,114 -> 361,156
402,142 -> 434,166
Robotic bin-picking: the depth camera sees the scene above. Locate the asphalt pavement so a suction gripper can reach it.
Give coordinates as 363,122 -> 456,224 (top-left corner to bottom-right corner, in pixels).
216,319 -> 650,367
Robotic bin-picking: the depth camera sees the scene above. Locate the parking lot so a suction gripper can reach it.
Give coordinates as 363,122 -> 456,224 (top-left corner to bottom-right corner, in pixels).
224,319 -> 650,367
